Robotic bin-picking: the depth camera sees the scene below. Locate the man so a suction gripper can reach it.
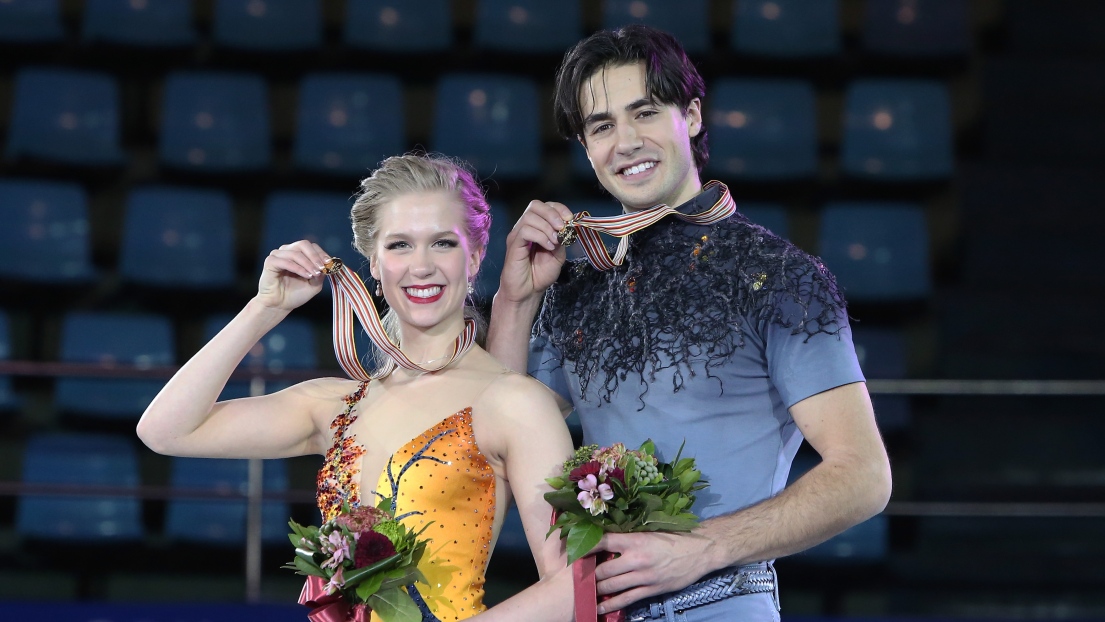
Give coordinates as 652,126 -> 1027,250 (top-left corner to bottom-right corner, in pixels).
488,25 -> 891,622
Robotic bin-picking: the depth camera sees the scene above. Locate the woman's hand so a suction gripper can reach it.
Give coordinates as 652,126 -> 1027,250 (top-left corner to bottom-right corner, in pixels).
257,240 -> 330,311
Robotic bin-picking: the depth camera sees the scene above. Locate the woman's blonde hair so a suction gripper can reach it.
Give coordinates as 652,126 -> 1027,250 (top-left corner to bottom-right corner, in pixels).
350,153 -> 492,372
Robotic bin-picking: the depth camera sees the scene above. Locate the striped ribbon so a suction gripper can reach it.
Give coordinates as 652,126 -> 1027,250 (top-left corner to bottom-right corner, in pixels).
559,180 -> 737,271
323,258 -> 476,380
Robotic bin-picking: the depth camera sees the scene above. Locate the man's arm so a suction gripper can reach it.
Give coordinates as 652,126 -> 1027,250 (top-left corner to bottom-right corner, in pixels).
592,381 -> 891,613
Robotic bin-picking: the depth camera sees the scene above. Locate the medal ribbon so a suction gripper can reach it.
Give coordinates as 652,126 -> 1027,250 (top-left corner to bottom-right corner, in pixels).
323,259 -> 476,380
559,181 -> 736,271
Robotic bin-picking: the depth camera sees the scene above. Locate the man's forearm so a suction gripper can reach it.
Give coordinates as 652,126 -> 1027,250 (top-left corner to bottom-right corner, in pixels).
700,452 -> 892,571
487,293 -> 543,374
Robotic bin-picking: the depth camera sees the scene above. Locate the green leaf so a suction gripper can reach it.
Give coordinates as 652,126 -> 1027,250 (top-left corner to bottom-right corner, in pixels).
379,565 -> 425,591
293,556 -> 327,578
674,457 -> 696,476
608,507 -> 626,524
342,553 -> 401,586
354,571 -> 385,601
672,438 -> 687,464
639,492 -> 663,513
367,587 -> 422,622
642,511 -> 699,531
377,496 -> 393,512
545,476 -> 567,489
678,468 -> 701,490
544,489 -> 584,511
638,439 -> 656,456
566,521 -> 604,565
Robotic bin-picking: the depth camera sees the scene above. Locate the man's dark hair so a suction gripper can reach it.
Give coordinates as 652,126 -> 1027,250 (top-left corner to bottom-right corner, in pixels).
553,24 -> 708,172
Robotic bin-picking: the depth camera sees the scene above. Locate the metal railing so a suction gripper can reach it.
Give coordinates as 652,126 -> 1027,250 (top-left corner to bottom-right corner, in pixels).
1,360 -> 1103,600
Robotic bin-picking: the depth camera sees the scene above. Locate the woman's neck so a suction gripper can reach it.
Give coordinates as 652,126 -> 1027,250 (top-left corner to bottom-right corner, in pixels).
396,314 -> 469,368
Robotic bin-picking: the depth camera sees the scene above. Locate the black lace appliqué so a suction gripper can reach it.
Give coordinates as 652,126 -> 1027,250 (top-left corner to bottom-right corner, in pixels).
534,212 -> 849,408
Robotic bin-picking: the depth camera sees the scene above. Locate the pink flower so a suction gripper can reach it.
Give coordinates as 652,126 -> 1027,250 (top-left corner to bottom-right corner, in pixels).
320,530 -> 352,569
577,474 -> 615,516
325,567 -> 345,595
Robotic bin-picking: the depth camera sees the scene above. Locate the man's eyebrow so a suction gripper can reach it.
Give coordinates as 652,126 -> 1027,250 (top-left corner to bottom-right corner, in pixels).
582,98 -> 657,128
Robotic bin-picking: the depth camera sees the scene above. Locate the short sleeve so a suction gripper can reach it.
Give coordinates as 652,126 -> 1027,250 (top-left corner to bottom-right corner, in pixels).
765,282 -> 866,409
527,333 -> 573,404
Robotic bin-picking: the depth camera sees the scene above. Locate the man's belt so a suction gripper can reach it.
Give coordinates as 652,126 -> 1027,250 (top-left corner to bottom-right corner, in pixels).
625,562 -> 778,621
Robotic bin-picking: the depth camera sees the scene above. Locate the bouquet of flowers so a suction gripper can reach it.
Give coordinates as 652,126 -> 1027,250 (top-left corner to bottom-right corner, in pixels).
286,502 -> 430,622
545,440 -> 707,564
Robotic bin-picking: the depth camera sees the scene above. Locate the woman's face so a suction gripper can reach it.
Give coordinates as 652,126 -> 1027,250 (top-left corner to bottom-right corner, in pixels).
369,191 -> 481,335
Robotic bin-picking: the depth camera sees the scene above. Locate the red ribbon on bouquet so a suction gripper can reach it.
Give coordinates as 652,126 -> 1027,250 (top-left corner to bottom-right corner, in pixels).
573,552 -> 625,622
299,576 -> 370,622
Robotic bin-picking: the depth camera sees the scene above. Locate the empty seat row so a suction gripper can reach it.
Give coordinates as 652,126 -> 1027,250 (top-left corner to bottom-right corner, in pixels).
5,68 -> 955,181
0,180 -> 935,304
0,0 -> 972,57
0,309 -> 317,419
17,432 -> 293,544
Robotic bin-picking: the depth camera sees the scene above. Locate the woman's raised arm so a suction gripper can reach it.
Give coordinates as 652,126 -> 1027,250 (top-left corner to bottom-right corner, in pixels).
136,240 -> 341,459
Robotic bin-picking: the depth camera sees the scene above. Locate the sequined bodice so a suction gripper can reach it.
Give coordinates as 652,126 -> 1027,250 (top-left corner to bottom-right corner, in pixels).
316,382 -> 497,622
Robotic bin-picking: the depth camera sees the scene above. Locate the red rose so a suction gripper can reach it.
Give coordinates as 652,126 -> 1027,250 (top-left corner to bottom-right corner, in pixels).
569,461 -> 602,482
354,531 -> 397,568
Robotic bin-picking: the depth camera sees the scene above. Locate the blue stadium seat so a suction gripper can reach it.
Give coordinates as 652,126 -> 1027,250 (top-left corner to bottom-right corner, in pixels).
119,186 -> 235,288
475,203 -> 513,302
165,457 -> 290,545
54,312 -> 174,419
818,203 -> 931,302
562,199 -> 623,263
260,191 -> 354,263
603,0 -> 710,54
841,80 -> 953,180
732,0 -> 840,57
213,0 -> 321,51
0,0 -> 63,42
5,68 -> 124,166
0,179 -> 96,283
707,79 -> 817,180
739,203 -> 790,240
850,326 -> 911,431
159,72 -> 271,172
204,314 -> 317,400
293,73 -> 404,176
863,0 -> 970,57
17,433 -> 143,540
82,0 -> 196,47
474,0 -> 581,53
344,0 -> 452,52
433,74 -> 540,179
0,310 -> 16,411
788,449 -> 888,562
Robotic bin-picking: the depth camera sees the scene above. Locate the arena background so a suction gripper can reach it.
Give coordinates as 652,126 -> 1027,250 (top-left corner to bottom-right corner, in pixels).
1,0 -> 1103,620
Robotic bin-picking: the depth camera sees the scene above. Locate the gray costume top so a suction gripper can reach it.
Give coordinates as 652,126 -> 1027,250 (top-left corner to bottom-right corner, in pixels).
528,184 -> 865,621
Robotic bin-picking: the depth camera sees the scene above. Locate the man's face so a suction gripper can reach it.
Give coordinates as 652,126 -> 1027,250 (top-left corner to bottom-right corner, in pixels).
578,62 -> 703,212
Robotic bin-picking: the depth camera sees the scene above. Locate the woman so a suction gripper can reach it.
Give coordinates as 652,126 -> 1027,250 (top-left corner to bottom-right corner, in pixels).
137,154 -> 574,621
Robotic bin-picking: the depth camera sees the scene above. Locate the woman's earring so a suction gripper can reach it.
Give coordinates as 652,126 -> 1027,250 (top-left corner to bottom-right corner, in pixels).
467,281 -> 475,296
375,280 -> 382,297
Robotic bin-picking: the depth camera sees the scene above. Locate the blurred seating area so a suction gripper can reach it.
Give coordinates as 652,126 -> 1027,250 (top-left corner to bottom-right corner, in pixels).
1,0 -> 1104,616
